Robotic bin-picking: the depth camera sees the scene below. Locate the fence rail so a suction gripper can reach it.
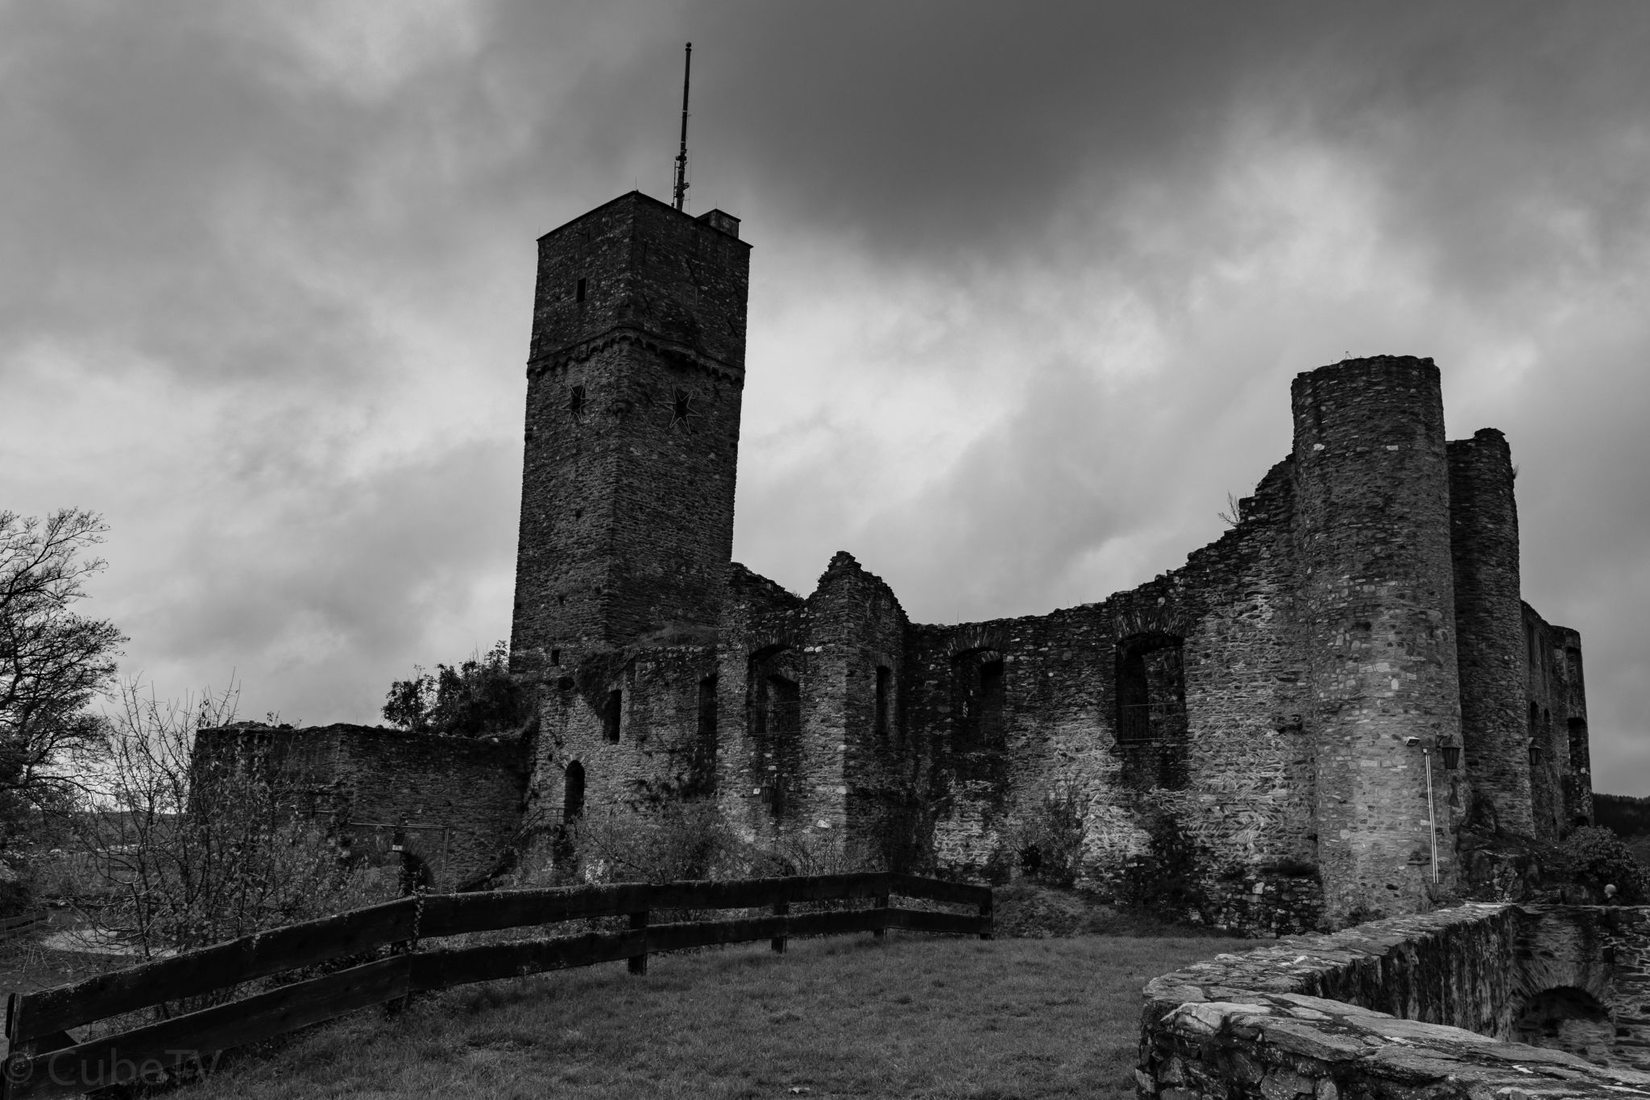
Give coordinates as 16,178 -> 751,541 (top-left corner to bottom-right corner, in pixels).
2,872 -> 991,1099
0,912 -> 46,943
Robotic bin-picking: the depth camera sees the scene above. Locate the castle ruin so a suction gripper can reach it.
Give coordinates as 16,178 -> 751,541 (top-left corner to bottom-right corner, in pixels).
199,190 -> 1592,934
509,191 -> 1590,933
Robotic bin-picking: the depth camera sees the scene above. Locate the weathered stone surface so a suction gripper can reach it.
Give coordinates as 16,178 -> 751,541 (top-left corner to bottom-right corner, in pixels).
194,724 -> 527,890
1139,904 -> 1650,1100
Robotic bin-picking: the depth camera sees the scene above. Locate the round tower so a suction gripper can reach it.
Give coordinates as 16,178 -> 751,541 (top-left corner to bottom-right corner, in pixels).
1292,356 -> 1462,924
1447,429 -> 1532,836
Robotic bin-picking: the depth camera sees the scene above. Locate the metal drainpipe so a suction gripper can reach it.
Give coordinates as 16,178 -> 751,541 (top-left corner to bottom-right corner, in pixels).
1424,747 -> 1439,884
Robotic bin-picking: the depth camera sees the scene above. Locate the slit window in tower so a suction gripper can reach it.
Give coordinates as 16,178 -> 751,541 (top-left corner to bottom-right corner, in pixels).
876,665 -> 892,743
603,690 -> 622,742
568,385 -> 586,417
575,277 -> 587,303
698,674 -> 718,747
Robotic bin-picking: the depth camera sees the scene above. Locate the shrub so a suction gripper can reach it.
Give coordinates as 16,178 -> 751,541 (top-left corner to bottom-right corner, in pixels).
568,801 -> 756,884
1011,785 -> 1088,889
1552,825 -> 1650,902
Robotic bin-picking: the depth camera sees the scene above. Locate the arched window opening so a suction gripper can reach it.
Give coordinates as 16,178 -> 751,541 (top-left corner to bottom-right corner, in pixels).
953,649 -> 1005,751
1117,633 -> 1186,743
563,761 -> 586,824
748,647 -> 802,822
1514,987 -> 1613,1064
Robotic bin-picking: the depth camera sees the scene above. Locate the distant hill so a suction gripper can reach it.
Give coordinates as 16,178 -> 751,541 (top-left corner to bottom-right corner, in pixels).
1594,794 -> 1650,837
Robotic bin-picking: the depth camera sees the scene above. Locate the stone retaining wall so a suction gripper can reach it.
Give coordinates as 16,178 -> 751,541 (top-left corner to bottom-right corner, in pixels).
1139,904 -> 1650,1099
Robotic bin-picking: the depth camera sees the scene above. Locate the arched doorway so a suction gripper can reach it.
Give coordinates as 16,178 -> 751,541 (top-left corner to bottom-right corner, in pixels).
563,761 -> 586,824
1514,986 -> 1613,1065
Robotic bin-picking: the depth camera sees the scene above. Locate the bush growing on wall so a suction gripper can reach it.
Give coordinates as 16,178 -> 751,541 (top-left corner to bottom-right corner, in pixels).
1552,825 -> 1650,903
1012,785 -> 1089,888
382,641 -> 534,738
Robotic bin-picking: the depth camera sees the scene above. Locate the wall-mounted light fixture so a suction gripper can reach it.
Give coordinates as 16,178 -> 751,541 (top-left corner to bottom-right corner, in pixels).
1440,741 -> 1461,770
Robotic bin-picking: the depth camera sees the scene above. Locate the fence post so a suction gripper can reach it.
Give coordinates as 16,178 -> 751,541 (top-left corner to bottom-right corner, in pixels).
628,909 -> 649,975
873,888 -> 890,941
979,888 -> 994,941
770,899 -> 789,954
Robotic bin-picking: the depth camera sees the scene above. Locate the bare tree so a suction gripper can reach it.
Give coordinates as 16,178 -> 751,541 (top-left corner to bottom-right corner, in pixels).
0,511 -> 125,906
78,680 -> 392,961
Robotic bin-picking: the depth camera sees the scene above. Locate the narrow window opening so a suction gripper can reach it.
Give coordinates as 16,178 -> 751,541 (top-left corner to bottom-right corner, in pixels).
550,648 -> 560,667
953,650 -> 1005,750
575,277 -> 587,303
698,674 -> 718,746
603,690 -> 622,742
563,761 -> 585,823
875,665 -> 892,743
567,385 -> 586,417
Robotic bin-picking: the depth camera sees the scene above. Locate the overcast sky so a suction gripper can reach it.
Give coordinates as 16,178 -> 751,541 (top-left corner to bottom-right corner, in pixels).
4,2 -> 1648,792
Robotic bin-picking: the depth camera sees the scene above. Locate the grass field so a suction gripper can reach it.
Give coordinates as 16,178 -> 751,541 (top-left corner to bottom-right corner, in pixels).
162,932 -> 1218,1100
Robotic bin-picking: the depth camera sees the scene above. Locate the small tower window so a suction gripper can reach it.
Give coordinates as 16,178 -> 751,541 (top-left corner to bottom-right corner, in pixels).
875,665 -> 892,743
603,690 -> 622,742
698,674 -> 718,745
575,277 -> 587,303
568,385 -> 586,417
670,387 -> 693,429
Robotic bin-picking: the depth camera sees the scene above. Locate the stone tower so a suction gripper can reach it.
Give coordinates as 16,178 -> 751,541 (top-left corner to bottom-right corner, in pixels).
1447,429 -> 1532,836
1292,356 -> 1463,923
510,192 -> 750,672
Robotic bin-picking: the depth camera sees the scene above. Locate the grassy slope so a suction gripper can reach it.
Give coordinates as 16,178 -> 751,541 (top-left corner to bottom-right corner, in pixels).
175,934 -> 1219,1100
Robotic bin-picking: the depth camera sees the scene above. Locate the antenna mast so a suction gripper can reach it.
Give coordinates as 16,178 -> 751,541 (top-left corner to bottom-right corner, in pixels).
673,43 -> 691,211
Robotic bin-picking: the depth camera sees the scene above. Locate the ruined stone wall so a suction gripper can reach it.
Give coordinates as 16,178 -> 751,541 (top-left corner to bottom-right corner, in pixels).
1292,357 -> 1463,924
900,448 -> 1321,933
1524,605 -> 1592,839
1448,429 -> 1533,837
512,192 -> 749,668
194,725 -> 527,890
1139,904 -> 1650,1099
811,554 -> 913,864
529,645 -> 718,839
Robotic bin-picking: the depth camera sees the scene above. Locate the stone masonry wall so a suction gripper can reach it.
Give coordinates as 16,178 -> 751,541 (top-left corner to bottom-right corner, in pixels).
194,725 -> 527,890
907,456 -> 1322,934
512,191 -> 749,668
1139,904 -> 1650,1100
1448,429 -> 1533,837
1524,605 -> 1592,839
1292,357 -> 1463,925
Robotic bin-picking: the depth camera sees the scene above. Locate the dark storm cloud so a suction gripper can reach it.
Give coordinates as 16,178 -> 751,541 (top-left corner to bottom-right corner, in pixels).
5,1 -> 1647,789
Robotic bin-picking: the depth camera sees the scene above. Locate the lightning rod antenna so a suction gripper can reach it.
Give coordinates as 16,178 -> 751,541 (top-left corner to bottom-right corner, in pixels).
673,43 -> 692,211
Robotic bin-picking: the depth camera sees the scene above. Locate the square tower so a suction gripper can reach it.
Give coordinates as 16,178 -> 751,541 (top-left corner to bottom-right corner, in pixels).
511,192 -> 750,670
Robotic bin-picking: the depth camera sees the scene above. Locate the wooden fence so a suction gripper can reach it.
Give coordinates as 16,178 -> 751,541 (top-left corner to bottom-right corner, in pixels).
0,913 -> 47,944
1,872 -> 990,1099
